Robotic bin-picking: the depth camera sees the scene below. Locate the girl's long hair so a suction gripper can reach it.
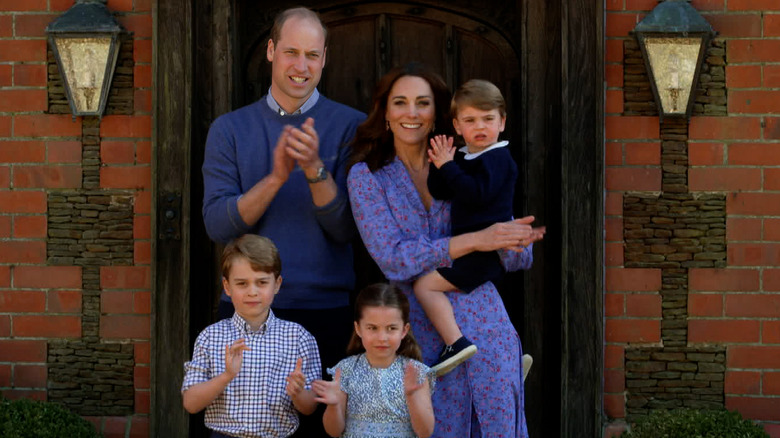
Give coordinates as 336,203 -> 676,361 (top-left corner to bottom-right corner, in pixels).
349,63 -> 454,172
346,283 -> 422,361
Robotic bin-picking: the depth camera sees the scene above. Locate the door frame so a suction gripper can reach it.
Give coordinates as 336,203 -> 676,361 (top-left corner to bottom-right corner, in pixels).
152,0 -> 603,436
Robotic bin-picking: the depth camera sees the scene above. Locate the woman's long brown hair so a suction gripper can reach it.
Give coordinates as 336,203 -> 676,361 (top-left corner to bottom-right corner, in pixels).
349,62 -> 454,172
346,283 -> 422,361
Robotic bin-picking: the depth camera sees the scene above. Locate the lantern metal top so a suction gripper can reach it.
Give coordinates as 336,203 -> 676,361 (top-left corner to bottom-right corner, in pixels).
46,0 -> 122,35
633,0 -> 715,36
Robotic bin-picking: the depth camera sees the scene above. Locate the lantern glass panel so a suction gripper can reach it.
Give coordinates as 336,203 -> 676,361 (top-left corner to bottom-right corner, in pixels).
644,36 -> 703,116
54,36 -> 113,114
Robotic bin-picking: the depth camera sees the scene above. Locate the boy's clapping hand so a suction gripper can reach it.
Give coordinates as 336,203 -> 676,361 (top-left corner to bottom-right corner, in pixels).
285,357 -> 306,397
224,339 -> 249,378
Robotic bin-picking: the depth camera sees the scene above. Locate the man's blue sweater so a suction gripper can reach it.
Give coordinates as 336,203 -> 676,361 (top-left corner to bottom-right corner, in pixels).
202,96 -> 365,309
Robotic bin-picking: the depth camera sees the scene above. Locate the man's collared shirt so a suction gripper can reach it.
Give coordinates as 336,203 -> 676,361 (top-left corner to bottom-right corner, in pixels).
182,311 -> 321,438
266,88 -> 320,116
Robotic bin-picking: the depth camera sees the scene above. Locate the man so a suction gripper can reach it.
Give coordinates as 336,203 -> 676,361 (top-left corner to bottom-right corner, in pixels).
202,7 -> 364,437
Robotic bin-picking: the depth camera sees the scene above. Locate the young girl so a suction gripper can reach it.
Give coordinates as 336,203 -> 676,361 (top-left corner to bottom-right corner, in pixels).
312,283 -> 435,438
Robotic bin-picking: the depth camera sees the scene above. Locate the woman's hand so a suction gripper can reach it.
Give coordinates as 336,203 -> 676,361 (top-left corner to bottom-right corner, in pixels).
428,135 -> 455,169
312,368 -> 344,406
474,216 -> 545,252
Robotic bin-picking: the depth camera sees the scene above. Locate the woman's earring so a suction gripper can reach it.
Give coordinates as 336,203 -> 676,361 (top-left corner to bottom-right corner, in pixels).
386,120 -> 390,131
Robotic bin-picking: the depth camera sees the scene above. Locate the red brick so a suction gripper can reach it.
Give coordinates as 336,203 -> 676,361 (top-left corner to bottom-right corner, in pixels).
14,14 -> 58,37
101,290 -> 134,313
133,291 -> 150,314
0,16 -> 11,38
0,166 -> 8,188
13,64 -> 47,87
727,294 -> 780,318
625,0 -> 657,10
13,315 -> 81,338
766,14 -> 780,37
133,65 -> 151,88
689,293 -> 723,317
607,268 -> 661,292
0,340 -> 47,361
134,39 -> 152,63
606,168 -> 661,191
606,39 -> 623,63
100,315 -> 150,339
135,0 -> 151,12
607,13 -> 643,37
134,89 -> 151,113
728,193 -> 780,216
604,393 -> 625,419
100,266 -> 150,289
100,116 -> 151,138
0,364 -> 10,386
606,116 -> 659,139
765,321 -> 780,343
605,345 -> 624,369
0,116 -> 10,137
0,88 -> 46,115
689,167 -> 761,191
135,342 -> 150,364
729,345 -> 780,368
14,115 -> 81,138
0,265 -> 9,287
0,290 -> 46,312
0,40 -> 47,62
135,190 -> 151,214
730,90 -> 780,114
135,390 -> 150,414
727,396 -> 780,422
0,64 -> 10,85
101,141 -> 136,164
134,366 -> 150,389
13,215 -> 46,238
689,319 -> 760,343
625,142 -> 660,165
47,141 -> 81,163
695,0 -> 728,7
0,0 -> 46,10
0,314 -> 9,337
606,64 -> 623,88
728,243 -> 780,266
606,319 -> 660,343
1,389 -> 46,401
604,369 -> 625,393
103,416 -> 128,438
119,14 -> 152,38
129,416 -> 150,438
606,242 -> 624,266
725,371 -> 761,395
764,372 -> 780,395
728,218 -> 761,242
606,293 -> 625,317
766,270 -> 780,292
729,40 -> 780,63
100,166 -> 151,189
14,364 -> 46,388
606,192 -> 623,216
605,217 -> 623,241
0,215 -> 9,237
766,117 -> 780,139
767,219 -> 780,242
728,0 -> 780,10
134,216 -> 151,239
626,293 -> 661,317
689,116 -> 762,140
0,140 -> 46,163
766,65 -> 780,88
0,241 -> 46,263
606,142 -> 622,166
766,168 -> 780,191
14,165 -> 82,189
49,0 -> 75,11
47,290 -> 81,313
15,266 -> 81,289
136,141 -> 151,164
106,0 -> 133,11
0,190 -> 46,213
726,65 -> 762,88
706,13 -> 761,37
729,143 -> 780,165
134,241 -> 151,265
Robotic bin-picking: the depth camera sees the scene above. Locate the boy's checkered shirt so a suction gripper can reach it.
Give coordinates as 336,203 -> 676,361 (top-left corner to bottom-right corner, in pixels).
182,311 -> 321,438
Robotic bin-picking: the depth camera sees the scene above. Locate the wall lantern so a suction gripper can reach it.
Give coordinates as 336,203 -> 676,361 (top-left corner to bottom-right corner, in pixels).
632,0 -> 716,120
46,0 -> 124,118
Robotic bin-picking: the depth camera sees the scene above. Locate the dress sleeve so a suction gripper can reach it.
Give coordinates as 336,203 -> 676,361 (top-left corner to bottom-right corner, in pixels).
201,119 -> 252,244
498,243 -> 534,272
348,163 -> 452,282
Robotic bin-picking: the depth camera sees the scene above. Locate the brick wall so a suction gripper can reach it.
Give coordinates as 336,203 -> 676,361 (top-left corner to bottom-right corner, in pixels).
606,1 -> 780,437
0,1 -> 151,437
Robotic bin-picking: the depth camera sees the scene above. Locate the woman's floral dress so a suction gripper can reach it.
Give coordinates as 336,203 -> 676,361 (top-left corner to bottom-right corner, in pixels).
348,158 -> 531,438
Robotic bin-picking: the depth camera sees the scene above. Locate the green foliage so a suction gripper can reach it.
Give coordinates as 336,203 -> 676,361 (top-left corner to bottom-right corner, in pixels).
0,397 -> 102,438
621,409 -> 769,438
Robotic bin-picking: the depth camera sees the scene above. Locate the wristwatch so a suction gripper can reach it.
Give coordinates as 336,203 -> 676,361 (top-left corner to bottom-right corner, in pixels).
306,166 -> 329,183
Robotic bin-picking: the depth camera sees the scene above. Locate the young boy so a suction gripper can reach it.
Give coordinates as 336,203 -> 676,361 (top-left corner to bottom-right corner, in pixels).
416,79 -> 524,376
182,234 -> 321,438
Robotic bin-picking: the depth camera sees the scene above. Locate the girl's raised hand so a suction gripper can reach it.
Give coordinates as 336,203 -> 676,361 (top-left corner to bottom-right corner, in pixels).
285,357 -> 306,398
224,339 -> 249,378
312,368 -> 343,405
404,362 -> 424,396
428,135 -> 455,169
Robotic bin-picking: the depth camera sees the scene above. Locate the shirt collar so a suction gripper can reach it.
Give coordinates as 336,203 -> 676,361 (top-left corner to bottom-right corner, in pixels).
458,140 -> 509,160
231,310 -> 275,336
266,88 -> 320,116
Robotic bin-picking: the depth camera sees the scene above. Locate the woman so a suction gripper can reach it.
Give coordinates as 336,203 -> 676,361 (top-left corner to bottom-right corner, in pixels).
347,63 -> 543,437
